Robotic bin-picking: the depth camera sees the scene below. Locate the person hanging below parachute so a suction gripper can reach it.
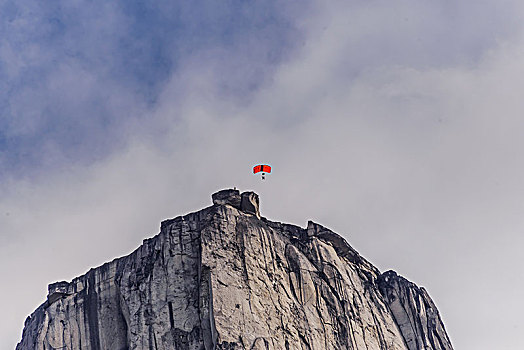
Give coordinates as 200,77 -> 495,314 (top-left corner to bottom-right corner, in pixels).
253,164 -> 271,180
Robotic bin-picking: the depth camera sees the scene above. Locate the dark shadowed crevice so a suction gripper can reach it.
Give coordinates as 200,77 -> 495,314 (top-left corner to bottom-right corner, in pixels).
168,302 -> 174,329
86,271 -> 101,349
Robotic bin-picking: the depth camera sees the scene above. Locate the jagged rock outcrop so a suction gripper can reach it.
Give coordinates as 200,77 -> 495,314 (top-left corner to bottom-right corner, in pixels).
377,271 -> 453,350
17,189 -> 453,350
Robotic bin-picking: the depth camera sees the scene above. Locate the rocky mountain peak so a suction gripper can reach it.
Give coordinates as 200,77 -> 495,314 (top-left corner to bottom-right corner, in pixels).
212,188 -> 260,219
17,189 -> 453,350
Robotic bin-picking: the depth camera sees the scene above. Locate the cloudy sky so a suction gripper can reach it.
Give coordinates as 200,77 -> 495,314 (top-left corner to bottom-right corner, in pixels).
2,0 -> 524,348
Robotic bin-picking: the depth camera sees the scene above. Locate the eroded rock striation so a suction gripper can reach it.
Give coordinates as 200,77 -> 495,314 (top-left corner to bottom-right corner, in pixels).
377,271 -> 453,350
17,189 -> 453,350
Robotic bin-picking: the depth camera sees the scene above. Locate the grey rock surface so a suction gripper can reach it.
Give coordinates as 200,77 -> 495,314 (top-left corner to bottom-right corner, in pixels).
239,191 -> 260,218
377,271 -> 454,350
212,189 -> 241,208
17,189 -> 453,350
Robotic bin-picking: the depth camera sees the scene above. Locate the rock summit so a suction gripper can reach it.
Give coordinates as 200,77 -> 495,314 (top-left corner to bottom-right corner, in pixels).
17,189 -> 453,350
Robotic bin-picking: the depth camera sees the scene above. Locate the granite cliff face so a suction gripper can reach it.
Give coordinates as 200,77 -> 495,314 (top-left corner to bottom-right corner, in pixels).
17,189 -> 453,350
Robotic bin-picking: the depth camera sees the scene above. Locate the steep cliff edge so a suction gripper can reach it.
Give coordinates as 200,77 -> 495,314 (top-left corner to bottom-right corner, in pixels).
17,189 -> 453,350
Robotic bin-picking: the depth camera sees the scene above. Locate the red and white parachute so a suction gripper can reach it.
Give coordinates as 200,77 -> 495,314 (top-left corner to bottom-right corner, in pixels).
253,164 -> 271,180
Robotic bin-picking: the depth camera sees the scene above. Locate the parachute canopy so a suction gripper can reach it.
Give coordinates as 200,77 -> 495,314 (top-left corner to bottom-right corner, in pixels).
253,164 -> 271,174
